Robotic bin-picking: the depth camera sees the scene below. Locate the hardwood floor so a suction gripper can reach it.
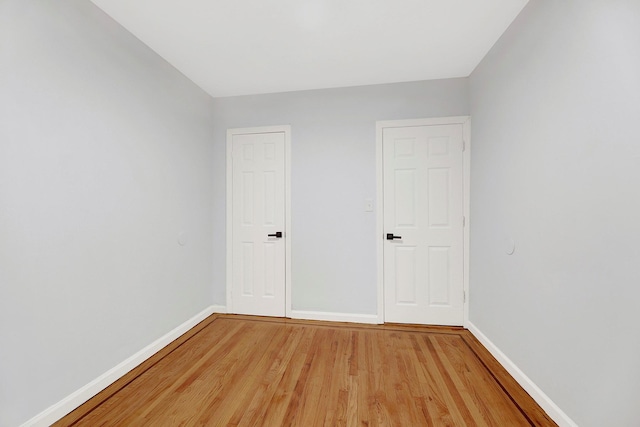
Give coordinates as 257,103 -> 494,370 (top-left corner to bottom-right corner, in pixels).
55,314 -> 556,426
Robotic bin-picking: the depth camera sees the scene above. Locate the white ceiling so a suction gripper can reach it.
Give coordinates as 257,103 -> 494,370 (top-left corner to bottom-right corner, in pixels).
90,0 -> 529,98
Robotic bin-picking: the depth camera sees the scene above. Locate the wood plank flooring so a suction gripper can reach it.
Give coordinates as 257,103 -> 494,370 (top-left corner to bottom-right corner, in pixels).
55,314 -> 556,426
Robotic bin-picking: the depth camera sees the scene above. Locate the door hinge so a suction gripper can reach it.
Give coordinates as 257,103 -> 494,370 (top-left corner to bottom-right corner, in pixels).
462,216 -> 466,227
463,290 -> 467,303
462,139 -> 466,152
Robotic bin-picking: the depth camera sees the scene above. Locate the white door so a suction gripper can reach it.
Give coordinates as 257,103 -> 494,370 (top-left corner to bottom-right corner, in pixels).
383,124 -> 464,325
230,129 -> 287,317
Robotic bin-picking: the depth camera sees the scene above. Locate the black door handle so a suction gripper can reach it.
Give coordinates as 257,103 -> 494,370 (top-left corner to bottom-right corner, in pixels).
268,231 -> 283,238
386,233 -> 402,240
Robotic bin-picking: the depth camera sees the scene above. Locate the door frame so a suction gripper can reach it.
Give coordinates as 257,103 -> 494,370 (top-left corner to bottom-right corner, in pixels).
226,125 -> 292,317
375,117 -> 471,326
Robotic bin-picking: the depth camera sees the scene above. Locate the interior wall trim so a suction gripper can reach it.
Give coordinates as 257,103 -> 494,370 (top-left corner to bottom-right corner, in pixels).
210,305 -> 228,314
467,321 -> 578,427
289,310 -> 379,325
20,305 -> 217,427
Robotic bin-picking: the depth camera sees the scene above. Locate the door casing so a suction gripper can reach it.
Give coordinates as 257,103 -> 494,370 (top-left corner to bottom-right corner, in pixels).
226,125 -> 292,317
376,117 -> 470,326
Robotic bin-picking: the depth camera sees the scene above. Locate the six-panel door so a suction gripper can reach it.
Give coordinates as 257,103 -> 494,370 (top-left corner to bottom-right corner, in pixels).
383,124 -> 464,325
231,131 -> 286,316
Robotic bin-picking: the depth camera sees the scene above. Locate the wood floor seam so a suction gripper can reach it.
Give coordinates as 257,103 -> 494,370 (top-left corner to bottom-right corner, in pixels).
458,336 -> 533,426
55,314 -> 557,426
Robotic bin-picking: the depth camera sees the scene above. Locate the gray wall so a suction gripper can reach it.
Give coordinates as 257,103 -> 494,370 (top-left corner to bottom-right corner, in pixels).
469,1 -> 640,425
0,1 -> 215,425
10,0 -> 633,424
211,80 -> 469,314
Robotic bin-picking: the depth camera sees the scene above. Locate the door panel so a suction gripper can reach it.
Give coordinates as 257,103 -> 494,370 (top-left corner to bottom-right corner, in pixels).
383,124 -> 464,325
394,245 -> 417,304
231,131 -> 286,316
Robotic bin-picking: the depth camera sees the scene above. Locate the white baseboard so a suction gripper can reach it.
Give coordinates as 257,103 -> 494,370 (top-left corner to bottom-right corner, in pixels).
467,322 -> 578,427
21,305 -> 217,427
210,304 -> 227,313
289,309 -> 380,324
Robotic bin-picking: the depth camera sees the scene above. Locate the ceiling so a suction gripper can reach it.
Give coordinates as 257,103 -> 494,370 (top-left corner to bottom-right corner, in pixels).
90,0 -> 529,98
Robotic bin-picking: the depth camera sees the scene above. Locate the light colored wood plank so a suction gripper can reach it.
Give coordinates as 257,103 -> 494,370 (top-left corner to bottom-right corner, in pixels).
56,314 -> 557,427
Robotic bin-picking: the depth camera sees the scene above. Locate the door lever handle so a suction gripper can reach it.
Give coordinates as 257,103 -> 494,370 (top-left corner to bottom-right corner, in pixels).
386,233 -> 402,240
268,231 -> 283,238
